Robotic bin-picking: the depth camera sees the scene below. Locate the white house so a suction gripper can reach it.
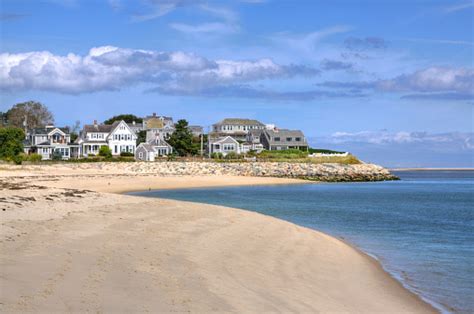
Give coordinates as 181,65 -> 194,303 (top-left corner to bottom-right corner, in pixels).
23,126 -> 79,160
135,143 -> 157,161
209,136 -> 241,157
78,120 -> 137,157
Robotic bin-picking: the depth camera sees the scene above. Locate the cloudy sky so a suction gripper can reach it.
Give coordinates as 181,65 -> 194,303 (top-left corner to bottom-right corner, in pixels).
1,0 -> 473,167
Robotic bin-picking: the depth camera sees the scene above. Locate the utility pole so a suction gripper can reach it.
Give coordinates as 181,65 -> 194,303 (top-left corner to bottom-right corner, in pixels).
200,133 -> 203,158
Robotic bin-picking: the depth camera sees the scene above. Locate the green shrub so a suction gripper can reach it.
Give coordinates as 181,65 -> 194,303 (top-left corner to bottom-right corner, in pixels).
52,150 -> 63,161
98,146 -> 112,158
11,154 -> 23,165
224,152 -> 241,160
120,151 -> 134,157
258,149 -> 308,159
308,148 -> 345,154
115,156 -> 135,162
167,153 -> 177,161
28,153 -> 42,162
211,152 -> 223,159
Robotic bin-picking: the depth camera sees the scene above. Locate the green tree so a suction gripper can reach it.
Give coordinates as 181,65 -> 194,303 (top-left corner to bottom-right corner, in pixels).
6,101 -> 54,130
0,127 -> 25,161
167,119 -> 197,156
98,146 -> 112,158
136,130 -> 146,145
104,114 -> 142,125
69,120 -> 81,142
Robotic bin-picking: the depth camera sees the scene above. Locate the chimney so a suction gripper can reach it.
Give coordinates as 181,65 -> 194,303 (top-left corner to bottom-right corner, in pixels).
93,120 -> 97,125
152,112 -> 156,117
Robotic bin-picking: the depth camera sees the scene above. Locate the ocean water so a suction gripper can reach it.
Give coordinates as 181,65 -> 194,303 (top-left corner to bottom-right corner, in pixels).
129,171 -> 474,313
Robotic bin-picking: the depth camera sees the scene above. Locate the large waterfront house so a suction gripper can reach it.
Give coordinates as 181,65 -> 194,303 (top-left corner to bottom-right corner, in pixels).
211,118 -> 265,141
77,120 -> 137,157
23,126 -> 80,160
260,128 -> 308,151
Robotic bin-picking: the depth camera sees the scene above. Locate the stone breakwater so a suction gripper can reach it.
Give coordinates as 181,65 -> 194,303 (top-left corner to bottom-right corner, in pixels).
22,162 -> 398,182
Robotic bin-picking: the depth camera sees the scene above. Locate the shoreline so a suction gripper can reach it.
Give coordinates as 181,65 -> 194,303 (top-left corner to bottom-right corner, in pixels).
126,188 -> 442,314
0,165 -> 437,313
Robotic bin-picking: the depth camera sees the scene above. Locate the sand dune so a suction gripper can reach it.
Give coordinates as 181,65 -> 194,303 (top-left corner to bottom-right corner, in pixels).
0,164 -> 436,313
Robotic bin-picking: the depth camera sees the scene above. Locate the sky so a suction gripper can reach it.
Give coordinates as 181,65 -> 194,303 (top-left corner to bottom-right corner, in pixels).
0,0 -> 473,167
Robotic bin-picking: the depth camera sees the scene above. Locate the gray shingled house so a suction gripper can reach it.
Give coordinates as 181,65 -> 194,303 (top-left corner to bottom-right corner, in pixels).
260,128 -> 308,151
23,126 -> 80,160
211,118 -> 265,141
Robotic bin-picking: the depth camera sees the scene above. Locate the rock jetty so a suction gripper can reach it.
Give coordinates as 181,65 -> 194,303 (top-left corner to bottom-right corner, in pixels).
30,161 -> 398,182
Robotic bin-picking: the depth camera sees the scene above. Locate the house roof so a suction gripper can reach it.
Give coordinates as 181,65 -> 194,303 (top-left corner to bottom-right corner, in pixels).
144,114 -> 173,121
188,125 -> 203,131
83,121 -> 118,133
248,129 -> 264,136
264,129 -> 307,145
210,136 -> 239,145
36,141 -> 52,146
209,131 -> 247,138
127,122 -> 144,128
30,126 -> 69,135
214,118 -> 265,126
148,137 -> 172,148
138,143 -> 157,152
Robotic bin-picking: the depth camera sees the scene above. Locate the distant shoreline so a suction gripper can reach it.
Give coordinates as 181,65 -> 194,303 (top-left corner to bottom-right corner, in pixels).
391,168 -> 474,171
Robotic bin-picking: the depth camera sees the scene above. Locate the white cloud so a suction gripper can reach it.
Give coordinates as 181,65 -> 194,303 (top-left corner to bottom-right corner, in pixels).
326,130 -> 474,149
318,66 -> 474,101
443,1 -> 474,13
271,26 -> 352,53
170,22 -> 238,34
378,66 -> 474,94
0,46 -> 319,95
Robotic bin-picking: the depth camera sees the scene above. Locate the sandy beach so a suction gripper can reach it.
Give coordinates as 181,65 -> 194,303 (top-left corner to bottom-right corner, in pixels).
0,163 -> 436,313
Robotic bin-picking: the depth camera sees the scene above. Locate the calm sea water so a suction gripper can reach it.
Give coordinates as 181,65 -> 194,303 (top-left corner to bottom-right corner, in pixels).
129,171 -> 474,313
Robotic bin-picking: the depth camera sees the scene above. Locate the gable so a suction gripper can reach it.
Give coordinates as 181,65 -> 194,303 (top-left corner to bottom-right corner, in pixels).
48,128 -> 66,137
215,136 -> 239,145
109,120 -> 137,139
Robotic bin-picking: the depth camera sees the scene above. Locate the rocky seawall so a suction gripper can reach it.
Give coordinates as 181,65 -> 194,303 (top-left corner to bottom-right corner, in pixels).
33,161 -> 398,182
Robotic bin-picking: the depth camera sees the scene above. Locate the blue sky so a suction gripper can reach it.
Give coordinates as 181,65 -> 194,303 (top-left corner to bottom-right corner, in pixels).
1,0 -> 473,167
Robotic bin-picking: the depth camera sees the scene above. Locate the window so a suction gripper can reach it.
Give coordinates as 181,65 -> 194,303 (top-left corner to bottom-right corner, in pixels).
115,145 -> 118,153
274,137 -> 280,142
139,152 -> 143,159
223,144 -> 234,151
286,137 -> 292,142
214,144 -> 220,150
295,137 -> 301,142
